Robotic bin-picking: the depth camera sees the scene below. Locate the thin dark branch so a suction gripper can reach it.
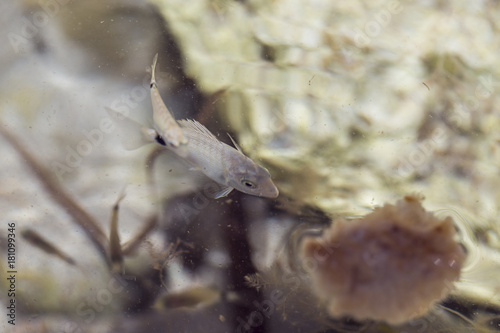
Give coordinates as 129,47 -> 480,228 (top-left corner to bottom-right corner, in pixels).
0,123 -> 110,266
122,214 -> 158,256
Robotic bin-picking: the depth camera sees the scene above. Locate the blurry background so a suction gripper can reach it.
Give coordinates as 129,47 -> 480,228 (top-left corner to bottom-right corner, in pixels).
0,0 -> 499,332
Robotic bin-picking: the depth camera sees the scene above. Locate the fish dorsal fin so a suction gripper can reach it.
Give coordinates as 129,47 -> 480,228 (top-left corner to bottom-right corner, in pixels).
227,133 -> 243,153
178,119 -> 220,143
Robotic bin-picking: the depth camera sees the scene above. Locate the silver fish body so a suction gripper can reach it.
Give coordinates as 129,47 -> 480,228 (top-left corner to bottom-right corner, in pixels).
172,119 -> 279,198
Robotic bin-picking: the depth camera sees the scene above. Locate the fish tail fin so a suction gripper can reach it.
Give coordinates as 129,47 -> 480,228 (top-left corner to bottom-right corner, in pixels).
105,106 -> 156,150
150,53 -> 159,88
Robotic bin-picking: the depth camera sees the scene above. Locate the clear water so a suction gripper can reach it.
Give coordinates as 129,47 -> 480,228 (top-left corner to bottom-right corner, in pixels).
1,1 -> 499,332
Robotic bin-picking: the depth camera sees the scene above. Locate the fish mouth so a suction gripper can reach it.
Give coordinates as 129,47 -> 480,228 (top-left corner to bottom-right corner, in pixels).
261,184 -> 279,198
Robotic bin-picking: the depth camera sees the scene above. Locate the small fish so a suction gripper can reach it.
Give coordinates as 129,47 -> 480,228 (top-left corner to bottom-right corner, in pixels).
22,229 -> 76,265
175,119 -> 278,198
106,55 -> 279,199
150,53 -> 187,148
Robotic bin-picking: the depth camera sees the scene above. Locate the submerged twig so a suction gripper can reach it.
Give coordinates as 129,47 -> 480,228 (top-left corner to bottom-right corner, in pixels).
0,124 -> 110,265
121,214 -> 158,256
145,145 -> 164,200
145,239 -> 187,292
21,229 -> 76,266
110,191 -> 126,272
195,88 -> 228,124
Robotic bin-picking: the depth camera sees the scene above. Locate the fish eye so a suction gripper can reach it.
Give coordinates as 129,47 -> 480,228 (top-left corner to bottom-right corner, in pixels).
241,179 -> 256,188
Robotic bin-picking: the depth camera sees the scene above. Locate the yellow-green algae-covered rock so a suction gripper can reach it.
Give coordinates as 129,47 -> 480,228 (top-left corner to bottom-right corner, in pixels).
148,0 -> 500,221
148,0 -> 500,329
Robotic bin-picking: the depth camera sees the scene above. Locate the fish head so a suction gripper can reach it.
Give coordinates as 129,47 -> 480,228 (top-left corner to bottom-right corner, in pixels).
227,155 -> 279,198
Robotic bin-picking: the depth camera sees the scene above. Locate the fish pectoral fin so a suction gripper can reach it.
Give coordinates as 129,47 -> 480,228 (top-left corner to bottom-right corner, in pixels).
214,186 -> 234,199
197,180 -> 233,199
